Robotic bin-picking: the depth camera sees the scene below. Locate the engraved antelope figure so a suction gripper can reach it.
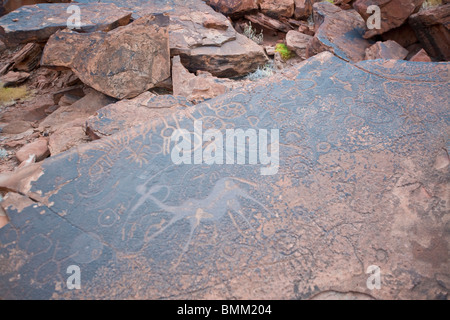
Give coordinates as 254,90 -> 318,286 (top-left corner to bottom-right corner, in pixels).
130,177 -> 276,268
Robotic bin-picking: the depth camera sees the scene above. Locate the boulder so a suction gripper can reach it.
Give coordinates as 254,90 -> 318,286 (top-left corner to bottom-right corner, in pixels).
260,0 -> 295,18
294,0 -> 314,20
172,55 -> 236,103
39,90 -> 116,130
15,137 -> 49,163
353,0 -> 424,38
41,15 -> 171,99
48,119 -> 88,155
86,92 -> 192,139
286,30 -> 313,60
409,4 -> 450,61
0,42 -> 42,75
365,40 -> 409,60
10,42 -> 42,72
0,70 -> 29,86
1,52 -> 449,300
208,0 -> 258,17
73,0 -> 268,77
410,48 -> 432,62
0,3 -> 132,46
58,93 -> 81,107
306,2 -> 373,62
178,33 -> 269,78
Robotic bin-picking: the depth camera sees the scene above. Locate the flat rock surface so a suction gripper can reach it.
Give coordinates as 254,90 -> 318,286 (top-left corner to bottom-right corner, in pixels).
307,2 -> 373,62
0,3 -> 132,46
0,53 -> 449,299
86,92 -> 192,138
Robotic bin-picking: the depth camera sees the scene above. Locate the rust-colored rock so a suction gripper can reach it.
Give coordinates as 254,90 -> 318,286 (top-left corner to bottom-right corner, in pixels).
286,30 -> 313,59
15,137 -> 49,163
0,70 -> 29,86
39,90 -> 116,130
172,55 -> 236,103
48,119 -> 87,155
294,0 -> 314,20
1,120 -> 31,134
353,0 -> 424,38
41,15 -> 171,99
0,3 -> 132,46
86,92 -> 192,139
410,48 -> 432,62
260,0 -> 295,18
74,0 -> 268,77
365,40 -> 409,60
0,42 -> 42,75
208,0 -> 258,17
307,2 -> 373,62
409,4 -> 450,61
178,33 -> 268,78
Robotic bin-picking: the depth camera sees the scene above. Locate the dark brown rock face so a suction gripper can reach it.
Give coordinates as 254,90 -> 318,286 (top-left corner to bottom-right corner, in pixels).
1,52 -> 449,300
41,15 -> 171,99
353,0 -> 424,38
208,0 -> 258,17
260,0 -> 295,18
381,24 -> 419,49
307,2 -> 373,62
294,0 -> 314,20
409,4 -> 450,61
0,3 -> 132,46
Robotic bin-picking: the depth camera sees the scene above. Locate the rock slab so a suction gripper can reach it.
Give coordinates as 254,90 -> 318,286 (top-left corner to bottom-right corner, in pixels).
41,15 -> 171,99
0,53 -> 449,300
307,2 -> 373,62
0,3 -> 132,46
15,137 -> 49,163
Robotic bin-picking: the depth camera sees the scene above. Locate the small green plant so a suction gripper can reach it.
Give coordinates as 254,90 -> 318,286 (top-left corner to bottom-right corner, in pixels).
275,43 -> 294,61
323,0 -> 334,3
0,84 -> 29,105
243,22 -> 264,45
